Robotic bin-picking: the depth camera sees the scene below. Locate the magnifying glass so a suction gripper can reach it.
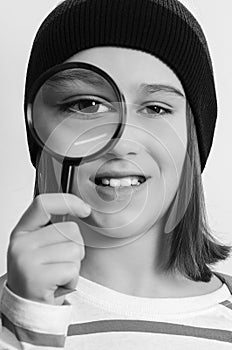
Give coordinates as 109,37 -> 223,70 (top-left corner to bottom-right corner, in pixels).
26,62 -> 126,195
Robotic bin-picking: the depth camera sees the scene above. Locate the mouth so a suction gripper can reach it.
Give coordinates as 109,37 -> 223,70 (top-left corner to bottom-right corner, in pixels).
89,173 -> 151,201
93,174 -> 147,188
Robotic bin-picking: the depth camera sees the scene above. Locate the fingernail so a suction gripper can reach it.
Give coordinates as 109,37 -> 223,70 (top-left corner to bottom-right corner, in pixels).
83,204 -> 91,216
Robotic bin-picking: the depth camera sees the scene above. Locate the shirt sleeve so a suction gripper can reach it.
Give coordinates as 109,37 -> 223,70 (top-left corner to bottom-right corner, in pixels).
0,280 -> 73,349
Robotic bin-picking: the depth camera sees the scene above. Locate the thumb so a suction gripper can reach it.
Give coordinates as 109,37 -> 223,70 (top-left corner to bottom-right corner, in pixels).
54,283 -> 77,305
63,273 -> 80,291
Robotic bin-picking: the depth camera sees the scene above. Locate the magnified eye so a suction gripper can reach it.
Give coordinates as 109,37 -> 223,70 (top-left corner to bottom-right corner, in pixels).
59,98 -> 113,115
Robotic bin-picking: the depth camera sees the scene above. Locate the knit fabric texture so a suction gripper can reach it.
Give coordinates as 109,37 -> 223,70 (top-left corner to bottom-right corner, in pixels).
24,0 -> 217,173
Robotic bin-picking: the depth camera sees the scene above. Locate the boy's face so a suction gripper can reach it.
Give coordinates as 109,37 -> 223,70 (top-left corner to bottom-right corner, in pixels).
54,47 -> 187,243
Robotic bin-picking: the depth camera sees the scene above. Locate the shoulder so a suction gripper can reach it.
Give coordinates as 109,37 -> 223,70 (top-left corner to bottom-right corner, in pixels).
213,270 -> 232,294
0,273 -> 7,299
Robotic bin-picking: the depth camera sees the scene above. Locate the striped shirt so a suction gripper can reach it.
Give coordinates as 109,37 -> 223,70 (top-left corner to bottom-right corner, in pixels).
0,271 -> 232,349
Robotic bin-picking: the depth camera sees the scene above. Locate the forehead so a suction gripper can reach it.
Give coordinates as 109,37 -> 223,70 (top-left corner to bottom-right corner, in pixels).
65,47 -> 185,97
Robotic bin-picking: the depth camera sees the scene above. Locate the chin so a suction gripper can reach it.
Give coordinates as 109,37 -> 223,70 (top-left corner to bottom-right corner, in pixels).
82,203 -> 159,239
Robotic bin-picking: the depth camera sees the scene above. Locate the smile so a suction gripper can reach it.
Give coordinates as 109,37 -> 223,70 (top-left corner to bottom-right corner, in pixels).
89,175 -> 150,200
94,175 -> 146,188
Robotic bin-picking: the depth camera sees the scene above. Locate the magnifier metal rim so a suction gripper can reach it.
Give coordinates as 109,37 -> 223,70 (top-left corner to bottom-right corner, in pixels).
26,62 -> 126,165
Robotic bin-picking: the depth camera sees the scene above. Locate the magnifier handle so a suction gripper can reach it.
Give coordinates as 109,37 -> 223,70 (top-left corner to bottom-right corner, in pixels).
46,164 -> 76,225
49,164 -> 77,297
61,163 -> 76,222
61,214 -> 69,222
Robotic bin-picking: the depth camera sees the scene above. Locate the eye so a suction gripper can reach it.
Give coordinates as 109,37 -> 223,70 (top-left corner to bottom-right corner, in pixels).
141,104 -> 172,116
59,98 -> 115,115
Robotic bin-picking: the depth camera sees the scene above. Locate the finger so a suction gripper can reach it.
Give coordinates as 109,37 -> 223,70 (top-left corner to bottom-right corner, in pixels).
62,275 -> 80,291
54,286 -> 76,299
42,262 -> 80,291
38,241 -> 85,263
13,193 -> 91,234
25,222 -> 85,248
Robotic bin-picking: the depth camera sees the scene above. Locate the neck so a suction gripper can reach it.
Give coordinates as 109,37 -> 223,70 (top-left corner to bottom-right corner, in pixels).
78,219 -> 188,297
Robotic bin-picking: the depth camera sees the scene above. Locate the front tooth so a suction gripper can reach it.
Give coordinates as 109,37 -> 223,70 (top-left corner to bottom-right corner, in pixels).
110,177 -> 140,187
109,179 -> 121,187
100,177 -> 141,187
120,178 -> 132,187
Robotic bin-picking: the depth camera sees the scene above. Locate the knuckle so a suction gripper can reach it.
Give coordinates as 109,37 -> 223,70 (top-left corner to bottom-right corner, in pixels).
9,232 -> 36,255
7,235 -> 38,273
33,195 -> 50,219
8,235 -> 23,257
33,194 -> 46,211
10,226 -> 26,241
33,195 -> 42,211
34,194 -> 42,206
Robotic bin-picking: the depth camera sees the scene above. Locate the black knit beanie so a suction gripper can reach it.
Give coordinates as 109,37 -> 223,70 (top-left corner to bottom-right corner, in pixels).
24,0 -> 217,173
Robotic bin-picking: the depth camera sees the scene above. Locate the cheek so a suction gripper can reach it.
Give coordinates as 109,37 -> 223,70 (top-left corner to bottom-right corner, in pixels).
146,115 -> 187,177
144,115 -> 187,212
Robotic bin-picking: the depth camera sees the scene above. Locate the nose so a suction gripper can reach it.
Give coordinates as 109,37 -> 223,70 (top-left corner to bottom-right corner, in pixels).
107,121 -> 144,158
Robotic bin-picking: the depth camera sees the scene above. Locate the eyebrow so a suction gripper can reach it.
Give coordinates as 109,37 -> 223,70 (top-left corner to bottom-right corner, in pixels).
46,69 -> 109,88
138,83 -> 185,98
45,70 -> 185,98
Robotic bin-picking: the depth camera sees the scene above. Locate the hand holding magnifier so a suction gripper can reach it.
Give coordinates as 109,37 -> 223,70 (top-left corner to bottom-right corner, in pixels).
25,62 -> 126,297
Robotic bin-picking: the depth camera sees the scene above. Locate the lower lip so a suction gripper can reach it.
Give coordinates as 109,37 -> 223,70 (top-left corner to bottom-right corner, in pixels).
89,178 -> 150,199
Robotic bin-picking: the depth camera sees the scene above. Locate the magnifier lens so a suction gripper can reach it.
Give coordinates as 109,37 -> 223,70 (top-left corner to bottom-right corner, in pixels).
31,66 -> 122,160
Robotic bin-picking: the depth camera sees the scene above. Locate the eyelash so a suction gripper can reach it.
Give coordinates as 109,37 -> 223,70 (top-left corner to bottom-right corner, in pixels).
142,104 -> 172,116
58,98 -> 114,119
58,98 -> 173,117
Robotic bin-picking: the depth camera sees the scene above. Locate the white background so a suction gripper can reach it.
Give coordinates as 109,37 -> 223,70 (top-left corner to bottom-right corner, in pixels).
0,1 -> 231,276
